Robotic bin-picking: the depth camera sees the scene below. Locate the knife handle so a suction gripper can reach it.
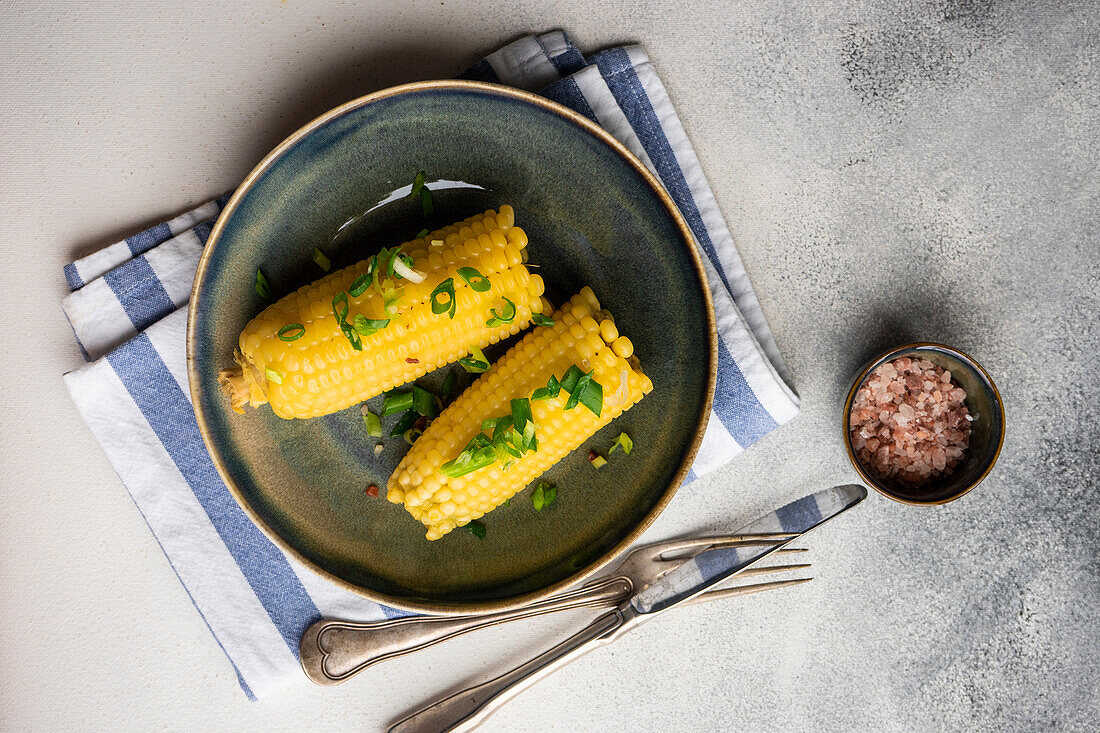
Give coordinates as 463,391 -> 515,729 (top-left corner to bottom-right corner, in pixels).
299,576 -> 632,685
388,609 -> 624,733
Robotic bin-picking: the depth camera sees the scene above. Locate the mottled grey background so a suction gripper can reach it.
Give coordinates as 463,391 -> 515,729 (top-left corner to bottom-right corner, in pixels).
0,0 -> 1096,731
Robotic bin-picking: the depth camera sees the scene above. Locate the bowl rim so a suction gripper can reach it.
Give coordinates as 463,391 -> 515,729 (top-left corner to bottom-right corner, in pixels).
186,79 -> 718,614
842,341 -> 1005,506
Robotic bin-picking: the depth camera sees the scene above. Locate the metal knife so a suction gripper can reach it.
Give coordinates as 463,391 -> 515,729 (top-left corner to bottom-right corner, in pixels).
388,484 -> 867,733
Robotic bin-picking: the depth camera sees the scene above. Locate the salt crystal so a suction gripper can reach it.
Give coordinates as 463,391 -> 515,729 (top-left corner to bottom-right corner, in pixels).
850,355 -> 970,486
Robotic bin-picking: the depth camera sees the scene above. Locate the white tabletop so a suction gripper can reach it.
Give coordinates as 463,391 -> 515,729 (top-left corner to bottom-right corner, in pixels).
2,2 -> 1097,731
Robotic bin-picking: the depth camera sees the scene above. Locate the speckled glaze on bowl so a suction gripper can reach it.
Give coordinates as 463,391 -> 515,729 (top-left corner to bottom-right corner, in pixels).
843,343 -> 1005,505
187,81 -> 716,614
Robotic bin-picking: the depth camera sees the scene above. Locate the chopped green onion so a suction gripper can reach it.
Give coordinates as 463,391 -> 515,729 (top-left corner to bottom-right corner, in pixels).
531,313 -> 555,327
441,446 -> 497,477
382,390 -> 414,417
415,228 -> 430,239
440,370 -> 457,401
485,297 -> 517,327
511,398 -> 533,434
515,419 -> 536,453
409,171 -> 426,200
412,385 -> 436,417
577,379 -> 603,417
390,409 -> 420,437
532,481 -> 556,511
383,287 -> 403,315
560,365 -> 585,395
362,410 -> 382,438
403,427 -> 423,445
391,252 -> 425,284
353,314 -> 389,336
531,375 -> 560,401
277,323 -> 305,342
560,365 -> 603,417
264,368 -> 284,384
254,269 -> 272,299
332,292 -> 350,324
313,248 -> 332,272
466,520 -> 486,539
339,322 -> 363,351
458,345 -> 489,373
457,267 -> 490,292
609,432 -> 633,455
430,278 -> 456,319
564,372 -> 591,411
366,254 -> 378,279
349,271 -> 372,297
419,186 -> 433,218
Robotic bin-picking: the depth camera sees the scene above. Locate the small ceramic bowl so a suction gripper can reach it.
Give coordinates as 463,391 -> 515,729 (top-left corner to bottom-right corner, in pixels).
843,343 -> 1005,505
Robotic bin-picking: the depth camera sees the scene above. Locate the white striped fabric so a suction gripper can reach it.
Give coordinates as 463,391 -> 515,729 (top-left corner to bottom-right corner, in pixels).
62,31 -> 798,699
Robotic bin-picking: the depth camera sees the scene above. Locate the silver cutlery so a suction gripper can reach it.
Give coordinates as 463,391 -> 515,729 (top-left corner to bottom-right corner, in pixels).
300,533 -> 810,686
387,484 -> 867,733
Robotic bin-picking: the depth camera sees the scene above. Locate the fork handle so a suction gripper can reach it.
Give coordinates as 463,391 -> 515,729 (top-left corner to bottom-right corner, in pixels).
300,576 -> 631,685
388,609 -> 624,733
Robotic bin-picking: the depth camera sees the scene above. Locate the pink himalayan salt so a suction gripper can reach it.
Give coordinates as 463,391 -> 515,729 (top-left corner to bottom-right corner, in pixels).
850,356 -> 971,486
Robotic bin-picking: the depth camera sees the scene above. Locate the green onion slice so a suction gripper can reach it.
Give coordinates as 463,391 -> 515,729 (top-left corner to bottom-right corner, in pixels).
560,365 -> 585,395
457,267 -> 490,292
532,481 -> 556,511
332,291 -> 350,324
362,410 -> 382,438
353,314 -> 389,336
531,313 -> 555,327
466,520 -> 486,539
254,269 -> 272,299
313,248 -> 332,272
264,368 -> 284,384
409,171 -> 426,200
458,345 -> 489,373
390,409 -> 419,438
390,252 -> 425,283
349,271 -> 372,297
382,390 -> 414,417
415,228 -> 430,239
510,398 -> 533,434
383,287 -> 403,315
412,385 -> 436,418
277,323 -> 305,342
578,379 -> 603,417
564,372 -> 590,411
339,322 -> 363,351
485,297 -> 517,327
531,375 -> 560,401
419,186 -> 433,218
609,432 -> 633,455
440,370 -> 457,401
430,278 -> 456,319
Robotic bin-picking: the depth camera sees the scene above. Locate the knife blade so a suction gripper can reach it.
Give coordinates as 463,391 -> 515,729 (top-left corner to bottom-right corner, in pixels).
631,484 -> 866,615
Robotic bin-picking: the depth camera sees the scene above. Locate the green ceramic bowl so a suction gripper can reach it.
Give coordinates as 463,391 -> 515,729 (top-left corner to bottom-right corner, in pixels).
843,343 -> 1005,505
187,81 -> 716,614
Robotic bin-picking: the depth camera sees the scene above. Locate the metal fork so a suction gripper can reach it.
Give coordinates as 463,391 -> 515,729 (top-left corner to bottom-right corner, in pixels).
300,533 -> 810,685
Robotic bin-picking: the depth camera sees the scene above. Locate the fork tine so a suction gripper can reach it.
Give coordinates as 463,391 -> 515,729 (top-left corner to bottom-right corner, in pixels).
735,563 -> 812,578
682,577 -> 813,607
648,533 -> 799,560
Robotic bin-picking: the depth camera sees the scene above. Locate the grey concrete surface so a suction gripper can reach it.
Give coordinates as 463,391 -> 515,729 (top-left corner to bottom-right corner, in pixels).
0,1 -> 1096,731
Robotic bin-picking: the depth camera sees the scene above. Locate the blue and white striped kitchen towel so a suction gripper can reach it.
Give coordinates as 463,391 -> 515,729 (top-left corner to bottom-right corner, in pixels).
62,31 -> 799,700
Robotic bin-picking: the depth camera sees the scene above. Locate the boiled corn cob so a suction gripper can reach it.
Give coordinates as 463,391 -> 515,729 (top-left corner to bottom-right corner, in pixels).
388,287 -> 652,540
219,206 -> 550,419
